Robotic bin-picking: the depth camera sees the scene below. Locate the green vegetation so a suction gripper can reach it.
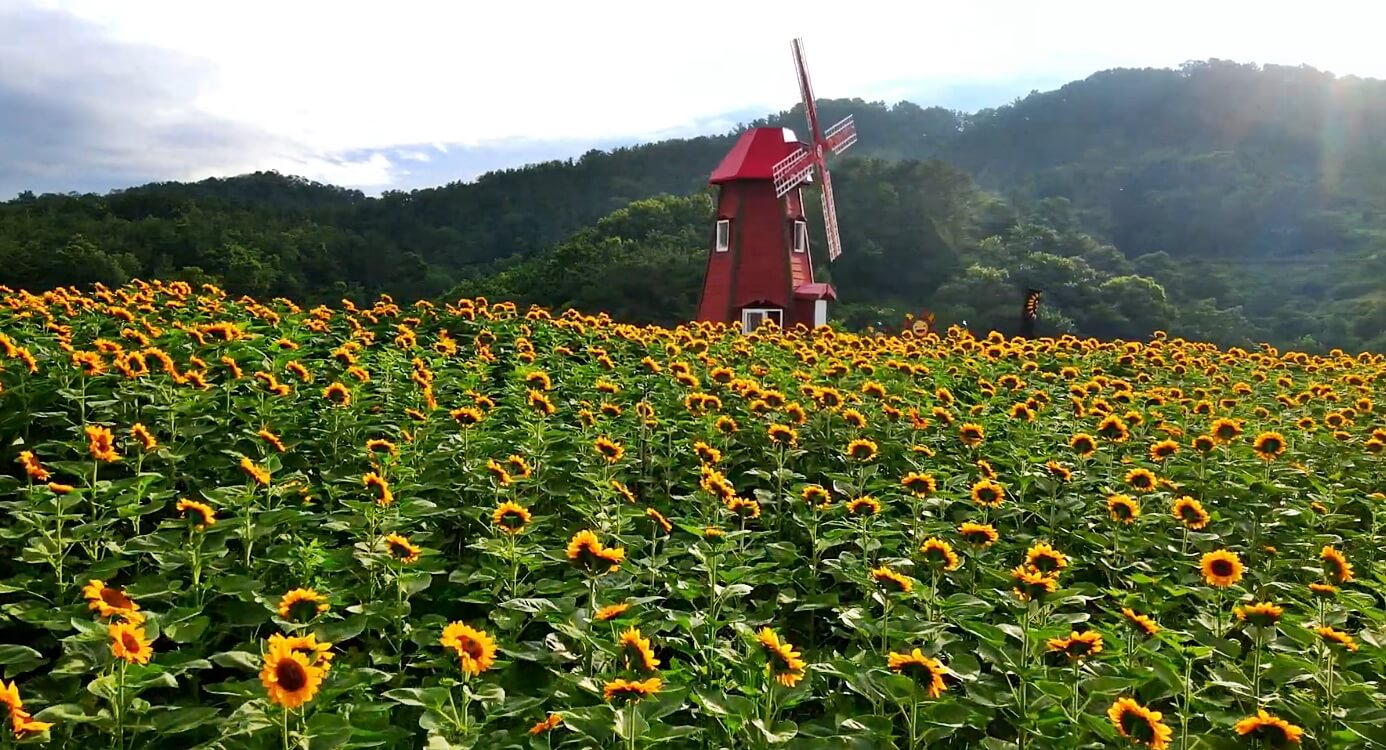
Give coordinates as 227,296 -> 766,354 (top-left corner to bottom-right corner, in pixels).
4,60 -> 1386,350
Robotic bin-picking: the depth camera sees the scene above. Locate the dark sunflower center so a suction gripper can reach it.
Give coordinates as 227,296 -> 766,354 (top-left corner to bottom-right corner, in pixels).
276,659 -> 309,692
501,511 -> 525,528
979,489 -> 998,503
1121,711 -> 1154,741
460,638 -> 484,659
1132,476 -> 1152,488
102,588 -> 134,609
1076,439 -> 1094,452
1210,559 -> 1234,577
1033,555 -> 1058,572
1256,724 -> 1287,744
1260,438 -> 1282,452
289,599 -> 320,621
1217,426 -> 1236,439
1067,641 -> 1092,655
1179,506 -> 1200,520
121,632 -> 142,652
388,541 -> 410,557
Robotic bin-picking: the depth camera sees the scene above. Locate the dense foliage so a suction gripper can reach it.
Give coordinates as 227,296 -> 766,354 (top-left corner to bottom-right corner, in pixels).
0,281 -> 1383,749
3,60 -> 1386,349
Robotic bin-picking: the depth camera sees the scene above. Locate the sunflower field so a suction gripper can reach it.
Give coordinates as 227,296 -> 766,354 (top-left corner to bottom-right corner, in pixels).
0,280 -> 1383,750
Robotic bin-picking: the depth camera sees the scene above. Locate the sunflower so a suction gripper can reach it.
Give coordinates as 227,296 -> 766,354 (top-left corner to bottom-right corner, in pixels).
362,471 -> 393,506
1108,697 -> 1173,749
1070,433 -> 1098,458
366,438 -> 397,456
492,501 -> 532,534
441,622 -> 499,676
602,677 -> 662,703
1210,417 -> 1243,443
767,423 -> 798,447
919,538 -> 962,571
16,451 -> 50,481
566,529 -> 626,573
693,441 -> 722,465
726,496 -> 761,519
129,423 -> 157,451
611,479 -> 638,504
175,498 -> 216,529
322,382 -> 351,406
1191,434 -> 1217,453
1200,550 -> 1244,588
871,565 -> 915,593
1315,625 -> 1359,652
85,425 -> 119,462
258,428 -> 287,453
0,679 -> 53,738
82,579 -> 140,620
847,496 -> 881,515
450,406 -> 484,426
844,438 -> 878,462
595,603 -> 631,622
260,641 -> 327,708
1233,601 -> 1283,628
1025,542 -> 1069,575
265,632 -> 334,672
1121,608 -> 1160,637
1107,494 -> 1141,524
109,621 -> 154,665
528,712 -> 563,735
887,649 -> 949,698
618,626 -> 660,673
1097,414 -> 1130,443
898,471 -> 942,493
1309,582 -> 1338,597
593,436 -> 624,463
646,507 -> 672,534
755,627 -> 807,687
484,458 -> 513,486
1234,709 -> 1304,747
1124,468 -> 1157,493
1252,431 -> 1286,461
1045,460 -> 1073,482
958,423 -> 985,447
958,522 -> 999,547
1148,440 -> 1179,462
384,533 -> 421,564
240,456 -> 271,486
277,588 -> 330,621
1170,497 -> 1210,530
1320,546 -> 1353,583
970,479 -> 1005,508
1046,630 -> 1104,660
1011,565 -> 1058,601
801,484 -> 831,506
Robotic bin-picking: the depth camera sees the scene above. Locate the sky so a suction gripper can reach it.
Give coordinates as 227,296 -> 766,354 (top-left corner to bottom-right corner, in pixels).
3,0 -> 1385,198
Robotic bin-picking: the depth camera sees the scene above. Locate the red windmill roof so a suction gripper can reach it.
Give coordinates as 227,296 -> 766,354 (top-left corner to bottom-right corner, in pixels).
709,127 -> 807,184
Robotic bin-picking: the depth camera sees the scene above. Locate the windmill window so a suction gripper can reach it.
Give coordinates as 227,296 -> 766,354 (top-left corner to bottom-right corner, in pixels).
792,220 -> 807,253
741,308 -> 783,333
715,219 -> 730,252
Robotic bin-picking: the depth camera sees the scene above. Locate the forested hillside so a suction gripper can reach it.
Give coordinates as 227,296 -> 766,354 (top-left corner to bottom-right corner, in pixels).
3,59 -> 1385,349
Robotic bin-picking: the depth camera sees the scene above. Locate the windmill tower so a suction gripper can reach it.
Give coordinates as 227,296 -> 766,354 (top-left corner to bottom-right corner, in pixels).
695,37 -> 857,332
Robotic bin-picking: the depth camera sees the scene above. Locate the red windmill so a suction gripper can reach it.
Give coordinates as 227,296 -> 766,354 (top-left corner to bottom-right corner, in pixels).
695,37 -> 857,333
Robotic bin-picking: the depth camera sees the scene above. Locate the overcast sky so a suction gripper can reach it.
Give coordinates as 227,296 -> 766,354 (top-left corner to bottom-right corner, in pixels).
4,0 -> 1385,198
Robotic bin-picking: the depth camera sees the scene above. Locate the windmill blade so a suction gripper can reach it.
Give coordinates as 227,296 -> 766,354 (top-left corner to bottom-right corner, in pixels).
791,37 -> 825,147
771,148 -> 814,199
824,115 -> 857,155
820,168 -> 843,261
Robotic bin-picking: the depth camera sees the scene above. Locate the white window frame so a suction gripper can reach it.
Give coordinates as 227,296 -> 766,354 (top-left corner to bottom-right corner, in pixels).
715,219 -> 730,252
792,219 -> 807,253
741,307 -> 783,333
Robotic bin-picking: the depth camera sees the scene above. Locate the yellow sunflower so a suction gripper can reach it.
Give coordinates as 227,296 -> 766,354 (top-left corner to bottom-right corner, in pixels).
260,641 -> 327,709
440,622 -> 499,676
1200,550 -> 1244,588
1108,697 -> 1173,749
1234,709 -> 1304,747
887,649 -> 949,698
109,621 -> 154,665
277,588 -> 330,621
755,627 -> 807,687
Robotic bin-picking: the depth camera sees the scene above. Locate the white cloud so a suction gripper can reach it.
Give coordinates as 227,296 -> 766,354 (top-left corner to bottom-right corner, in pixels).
10,0 -> 1386,193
